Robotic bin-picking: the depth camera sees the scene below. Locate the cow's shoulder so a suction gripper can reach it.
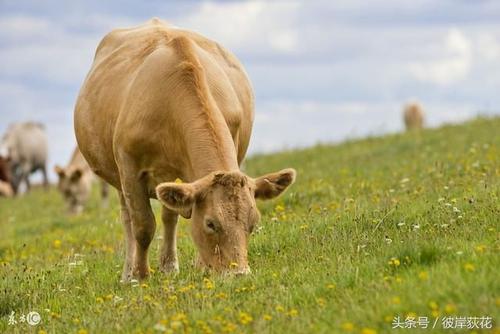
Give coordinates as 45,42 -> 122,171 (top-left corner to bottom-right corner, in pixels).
93,18 -> 172,61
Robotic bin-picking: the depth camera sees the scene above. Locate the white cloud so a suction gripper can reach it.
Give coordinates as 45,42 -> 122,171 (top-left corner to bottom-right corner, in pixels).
178,1 -> 300,54
476,33 -> 500,61
0,14 -> 134,85
409,28 -> 472,86
0,15 -> 52,41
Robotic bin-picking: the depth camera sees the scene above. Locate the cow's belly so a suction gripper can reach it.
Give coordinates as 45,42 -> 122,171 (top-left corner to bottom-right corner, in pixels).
74,89 -> 123,190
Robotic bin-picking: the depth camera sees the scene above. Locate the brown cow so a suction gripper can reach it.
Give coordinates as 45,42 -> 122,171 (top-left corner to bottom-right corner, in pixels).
74,18 -> 296,281
403,102 -> 425,131
0,155 -> 13,197
55,147 -> 109,214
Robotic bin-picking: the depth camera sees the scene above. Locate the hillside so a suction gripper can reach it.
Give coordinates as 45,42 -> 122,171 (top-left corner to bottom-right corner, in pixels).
1,117 -> 499,333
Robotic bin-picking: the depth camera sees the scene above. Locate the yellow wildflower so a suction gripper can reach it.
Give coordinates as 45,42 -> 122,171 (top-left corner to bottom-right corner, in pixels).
361,328 -> 377,334
170,321 -> 182,330
263,314 -> 272,321
53,240 -> 61,248
341,322 -> 354,331
96,297 -> 104,303
388,257 -> 400,267
222,322 -> 237,333
239,312 -> 253,325
391,296 -> 401,305
418,271 -> 429,281
275,204 -> 285,212
444,303 -> 457,314
203,277 -> 214,290
464,263 -> 475,272
475,245 -> 486,253
77,330 -> 88,334
215,292 -> 227,299
287,309 -> 298,317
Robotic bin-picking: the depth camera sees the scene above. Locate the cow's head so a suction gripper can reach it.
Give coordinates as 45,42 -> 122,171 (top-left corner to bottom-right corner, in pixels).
54,165 -> 91,214
156,168 -> 296,274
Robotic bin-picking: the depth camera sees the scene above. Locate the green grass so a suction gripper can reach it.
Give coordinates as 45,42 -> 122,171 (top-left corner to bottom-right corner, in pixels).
1,117 -> 499,334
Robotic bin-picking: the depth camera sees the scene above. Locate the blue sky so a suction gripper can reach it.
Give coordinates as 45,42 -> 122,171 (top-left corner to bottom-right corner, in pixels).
1,0 -> 500,179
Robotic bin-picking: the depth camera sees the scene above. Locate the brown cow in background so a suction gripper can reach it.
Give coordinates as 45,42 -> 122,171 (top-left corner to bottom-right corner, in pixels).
0,155 -> 13,197
55,147 -> 109,214
403,102 -> 425,131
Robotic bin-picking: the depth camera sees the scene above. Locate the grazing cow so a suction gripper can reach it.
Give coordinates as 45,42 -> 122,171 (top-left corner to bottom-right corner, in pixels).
0,155 -> 13,197
55,147 -> 109,214
75,18 -> 296,281
403,102 -> 425,131
1,122 -> 49,193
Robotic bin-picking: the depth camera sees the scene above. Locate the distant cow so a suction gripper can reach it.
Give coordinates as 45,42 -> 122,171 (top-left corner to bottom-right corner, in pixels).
55,147 -> 109,214
0,155 -> 13,197
403,102 -> 425,131
75,18 -> 296,281
2,122 -> 49,193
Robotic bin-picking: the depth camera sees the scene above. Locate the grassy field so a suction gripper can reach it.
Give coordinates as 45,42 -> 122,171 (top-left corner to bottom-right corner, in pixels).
1,117 -> 499,334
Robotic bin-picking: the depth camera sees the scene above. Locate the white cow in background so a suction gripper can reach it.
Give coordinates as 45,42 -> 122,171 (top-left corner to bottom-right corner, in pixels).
1,122 -> 49,194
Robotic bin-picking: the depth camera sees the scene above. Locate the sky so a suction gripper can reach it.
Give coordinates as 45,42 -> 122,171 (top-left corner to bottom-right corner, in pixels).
1,0 -> 500,180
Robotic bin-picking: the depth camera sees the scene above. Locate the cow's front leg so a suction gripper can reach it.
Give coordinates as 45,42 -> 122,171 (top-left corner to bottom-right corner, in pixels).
119,192 -> 135,282
121,179 -> 156,280
160,207 -> 179,273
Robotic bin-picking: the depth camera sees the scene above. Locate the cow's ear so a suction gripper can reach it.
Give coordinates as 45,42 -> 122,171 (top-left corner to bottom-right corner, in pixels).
70,168 -> 82,182
156,182 -> 195,218
54,165 -> 65,178
254,168 -> 296,200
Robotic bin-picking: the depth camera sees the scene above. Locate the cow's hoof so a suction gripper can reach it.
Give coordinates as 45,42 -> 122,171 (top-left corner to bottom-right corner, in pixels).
160,260 -> 179,274
120,270 -> 134,283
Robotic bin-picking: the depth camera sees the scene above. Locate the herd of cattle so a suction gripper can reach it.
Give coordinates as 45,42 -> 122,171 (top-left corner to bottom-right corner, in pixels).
0,122 -> 108,213
0,102 -> 424,202
0,19 -> 425,280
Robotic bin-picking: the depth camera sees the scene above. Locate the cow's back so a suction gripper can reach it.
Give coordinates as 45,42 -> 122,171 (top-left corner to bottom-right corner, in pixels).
75,19 -> 254,190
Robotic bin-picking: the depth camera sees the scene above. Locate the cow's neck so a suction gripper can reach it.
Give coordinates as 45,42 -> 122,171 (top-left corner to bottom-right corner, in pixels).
184,117 -> 239,181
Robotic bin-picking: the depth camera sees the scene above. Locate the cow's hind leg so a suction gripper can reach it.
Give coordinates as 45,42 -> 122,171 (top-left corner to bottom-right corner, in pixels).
160,207 -> 179,273
119,192 -> 135,282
